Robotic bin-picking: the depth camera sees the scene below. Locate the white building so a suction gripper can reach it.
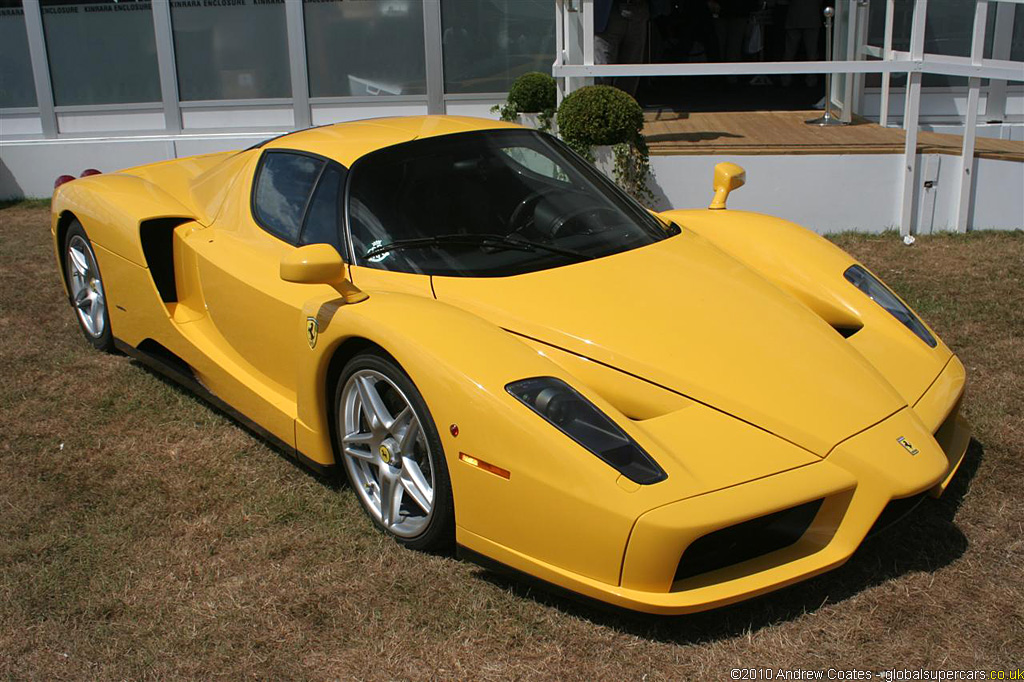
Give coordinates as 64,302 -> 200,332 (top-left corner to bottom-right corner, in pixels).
1,0 -> 1022,231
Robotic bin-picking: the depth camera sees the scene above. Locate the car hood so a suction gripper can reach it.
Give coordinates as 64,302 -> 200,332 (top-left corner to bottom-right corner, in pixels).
431,230 -> 907,457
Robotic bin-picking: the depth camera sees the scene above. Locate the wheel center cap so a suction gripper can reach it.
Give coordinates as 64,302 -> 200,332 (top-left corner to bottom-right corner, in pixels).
379,441 -> 399,465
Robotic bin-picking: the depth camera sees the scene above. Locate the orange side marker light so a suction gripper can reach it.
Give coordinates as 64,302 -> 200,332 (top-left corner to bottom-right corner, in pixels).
459,452 -> 510,480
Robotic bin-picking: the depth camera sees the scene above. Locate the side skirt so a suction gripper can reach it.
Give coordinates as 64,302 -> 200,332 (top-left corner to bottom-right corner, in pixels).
114,338 -> 335,479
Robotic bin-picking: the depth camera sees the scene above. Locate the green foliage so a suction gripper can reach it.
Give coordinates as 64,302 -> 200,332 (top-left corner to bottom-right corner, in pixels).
556,85 -> 653,205
0,198 -> 51,210
612,141 -> 655,206
556,85 -> 644,151
508,72 -> 557,114
491,72 -> 557,130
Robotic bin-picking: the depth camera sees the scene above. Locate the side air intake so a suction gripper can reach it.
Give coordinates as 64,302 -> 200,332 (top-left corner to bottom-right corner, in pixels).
139,218 -> 191,303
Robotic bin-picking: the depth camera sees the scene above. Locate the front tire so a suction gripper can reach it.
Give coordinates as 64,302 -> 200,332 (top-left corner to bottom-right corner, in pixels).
64,220 -> 114,352
335,352 -> 454,551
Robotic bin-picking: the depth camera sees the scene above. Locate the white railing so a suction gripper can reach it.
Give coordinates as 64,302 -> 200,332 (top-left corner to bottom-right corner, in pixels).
552,0 -> 1024,235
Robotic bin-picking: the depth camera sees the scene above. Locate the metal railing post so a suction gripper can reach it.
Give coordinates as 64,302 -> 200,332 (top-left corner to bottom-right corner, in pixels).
554,0 -> 566,104
878,0 -> 895,127
985,1 -> 1016,123
955,0 -> 989,233
847,0 -> 870,122
898,0 -> 927,238
582,0 -> 594,67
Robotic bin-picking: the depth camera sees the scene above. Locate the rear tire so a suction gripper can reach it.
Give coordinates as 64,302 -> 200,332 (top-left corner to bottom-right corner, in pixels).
334,351 -> 454,552
63,220 -> 114,353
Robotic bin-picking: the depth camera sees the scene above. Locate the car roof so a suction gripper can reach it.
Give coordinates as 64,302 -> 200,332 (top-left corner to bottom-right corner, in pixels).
261,115 -> 524,168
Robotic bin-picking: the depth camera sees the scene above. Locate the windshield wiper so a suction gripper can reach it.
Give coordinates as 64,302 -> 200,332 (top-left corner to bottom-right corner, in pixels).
363,233 -> 593,262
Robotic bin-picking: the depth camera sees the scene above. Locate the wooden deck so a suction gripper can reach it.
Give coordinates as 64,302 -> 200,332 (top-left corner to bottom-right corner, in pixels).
643,110 -> 1024,162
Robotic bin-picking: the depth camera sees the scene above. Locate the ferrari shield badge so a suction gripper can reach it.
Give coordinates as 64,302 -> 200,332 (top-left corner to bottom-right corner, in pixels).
306,316 -> 319,350
896,436 -> 919,456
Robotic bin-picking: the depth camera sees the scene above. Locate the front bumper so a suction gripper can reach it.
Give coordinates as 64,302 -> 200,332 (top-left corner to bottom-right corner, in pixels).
460,356 -> 971,615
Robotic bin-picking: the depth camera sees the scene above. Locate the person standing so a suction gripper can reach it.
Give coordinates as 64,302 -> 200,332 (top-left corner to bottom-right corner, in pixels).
595,0 -> 651,97
781,0 -> 823,86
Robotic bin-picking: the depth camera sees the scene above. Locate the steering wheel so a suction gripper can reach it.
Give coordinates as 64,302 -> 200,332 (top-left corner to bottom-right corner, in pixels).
507,188 -> 559,236
549,206 -> 622,239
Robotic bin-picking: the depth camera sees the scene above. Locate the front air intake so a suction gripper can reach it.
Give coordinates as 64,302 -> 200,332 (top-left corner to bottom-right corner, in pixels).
674,499 -> 824,583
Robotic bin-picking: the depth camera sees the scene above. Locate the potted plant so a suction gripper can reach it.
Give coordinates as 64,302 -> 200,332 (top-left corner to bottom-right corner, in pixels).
491,72 -> 557,133
555,85 -> 654,205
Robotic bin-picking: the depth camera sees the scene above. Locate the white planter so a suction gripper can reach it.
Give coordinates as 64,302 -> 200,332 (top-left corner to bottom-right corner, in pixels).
516,112 -> 557,135
591,144 -> 615,180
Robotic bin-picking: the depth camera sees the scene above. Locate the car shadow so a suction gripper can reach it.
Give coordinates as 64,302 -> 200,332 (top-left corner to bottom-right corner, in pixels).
471,438 -> 983,645
127,357 -> 346,491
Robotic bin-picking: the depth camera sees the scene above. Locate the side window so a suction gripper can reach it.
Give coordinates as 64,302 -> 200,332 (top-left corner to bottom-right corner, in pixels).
253,152 -> 325,243
300,165 -> 346,252
500,146 -> 569,183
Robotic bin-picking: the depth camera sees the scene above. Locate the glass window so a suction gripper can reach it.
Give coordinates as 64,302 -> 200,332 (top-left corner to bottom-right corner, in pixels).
440,0 -> 555,94
348,130 -> 677,278
253,152 -> 325,244
304,0 -> 425,98
1012,5 -> 1024,62
866,0 -> 1001,87
0,1 -> 36,108
39,0 -> 160,106
171,0 -> 290,101
300,165 -> 346,252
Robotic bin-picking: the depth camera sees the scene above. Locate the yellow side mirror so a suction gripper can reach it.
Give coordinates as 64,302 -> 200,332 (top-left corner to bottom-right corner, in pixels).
709,162 -> 746,210
281,243 -> 345,284
281,244 -> 367,303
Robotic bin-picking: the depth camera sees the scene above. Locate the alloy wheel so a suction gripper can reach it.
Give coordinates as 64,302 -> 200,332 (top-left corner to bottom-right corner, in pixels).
340,369 -> 436,538
66,234 -> 107,339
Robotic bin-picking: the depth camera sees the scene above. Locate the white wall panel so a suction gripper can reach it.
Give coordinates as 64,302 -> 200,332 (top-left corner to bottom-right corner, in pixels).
311,103 -> 428,126
57,109 -> 165,134
0,112 -> 44,136
181,106 -> 294,130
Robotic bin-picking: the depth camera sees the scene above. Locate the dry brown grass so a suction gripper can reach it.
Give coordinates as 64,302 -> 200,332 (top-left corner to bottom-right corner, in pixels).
1,202 -> 1021,680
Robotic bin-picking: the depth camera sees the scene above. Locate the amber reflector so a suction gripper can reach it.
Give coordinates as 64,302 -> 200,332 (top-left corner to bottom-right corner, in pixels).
459,452 -> 510,480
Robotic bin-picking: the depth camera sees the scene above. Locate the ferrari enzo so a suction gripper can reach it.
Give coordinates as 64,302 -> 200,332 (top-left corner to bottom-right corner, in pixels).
50,116 -> 970,614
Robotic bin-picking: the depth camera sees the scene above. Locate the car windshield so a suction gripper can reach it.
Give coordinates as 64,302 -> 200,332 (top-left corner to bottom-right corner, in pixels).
347,129 -> 678,277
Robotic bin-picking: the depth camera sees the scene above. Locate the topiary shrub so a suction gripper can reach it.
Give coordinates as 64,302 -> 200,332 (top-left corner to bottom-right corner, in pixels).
492,72 -> 557,130
556,85 -> 653,205
556,85 -> 643,151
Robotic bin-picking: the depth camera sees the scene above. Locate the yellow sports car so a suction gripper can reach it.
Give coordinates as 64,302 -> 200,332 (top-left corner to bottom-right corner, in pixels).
50,116 -> 970,615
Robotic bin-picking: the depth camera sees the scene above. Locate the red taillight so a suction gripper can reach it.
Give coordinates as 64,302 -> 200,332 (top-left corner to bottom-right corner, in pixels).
54,175 -> 76,190
80,168 -> 101,177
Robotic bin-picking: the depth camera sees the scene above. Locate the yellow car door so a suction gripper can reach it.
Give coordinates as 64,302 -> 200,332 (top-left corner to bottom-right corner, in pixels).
184,150 -> 347,444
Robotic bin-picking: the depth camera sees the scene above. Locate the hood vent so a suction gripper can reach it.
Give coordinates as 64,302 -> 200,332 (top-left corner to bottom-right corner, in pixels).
831,323 -> 863,339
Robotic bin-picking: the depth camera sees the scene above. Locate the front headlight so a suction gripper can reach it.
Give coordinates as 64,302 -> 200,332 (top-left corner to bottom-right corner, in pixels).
844,264 -> 936,347
506,377 -> 667,484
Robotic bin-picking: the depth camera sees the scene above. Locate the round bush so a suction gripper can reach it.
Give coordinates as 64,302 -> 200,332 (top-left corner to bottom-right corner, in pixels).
556,85 -> 644,148
507,72 -> 557,114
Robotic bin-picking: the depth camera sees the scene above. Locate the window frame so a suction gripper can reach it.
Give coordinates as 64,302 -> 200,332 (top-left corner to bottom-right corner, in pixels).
250,148 -> 349,257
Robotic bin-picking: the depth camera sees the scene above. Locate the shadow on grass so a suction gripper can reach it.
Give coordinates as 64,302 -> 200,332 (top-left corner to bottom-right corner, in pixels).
127,357 -> 345,492
472,438 -> 983,645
